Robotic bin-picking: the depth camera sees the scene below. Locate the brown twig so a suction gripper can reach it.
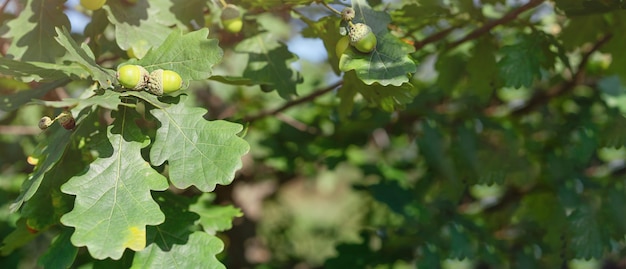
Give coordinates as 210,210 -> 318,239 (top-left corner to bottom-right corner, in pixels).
0,0 -> 10,14
510,33 -> 613,116
448,0 -> 546,49
413,26 -> 458,51
414,0 -> 546,51
244,81 -> 342,122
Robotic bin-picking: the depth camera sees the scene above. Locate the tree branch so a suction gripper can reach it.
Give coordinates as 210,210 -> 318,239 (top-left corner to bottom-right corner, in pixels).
244,81 -> 342,122
414,0 -> 546,51
449,0 -> 546,49
413,26 -> 458,51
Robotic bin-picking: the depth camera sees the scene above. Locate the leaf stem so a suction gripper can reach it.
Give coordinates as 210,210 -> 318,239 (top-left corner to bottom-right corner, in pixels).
244,80 -> 343,122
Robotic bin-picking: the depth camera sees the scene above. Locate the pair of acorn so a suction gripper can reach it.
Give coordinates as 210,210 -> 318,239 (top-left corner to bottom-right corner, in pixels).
39,111 -> 75,130
336,7 -> 377,55
116,65 -> 183,96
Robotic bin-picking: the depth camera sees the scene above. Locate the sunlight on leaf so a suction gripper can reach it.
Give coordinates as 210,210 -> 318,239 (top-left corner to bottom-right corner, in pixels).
150,96 -> 250,192
60,108 -> 169,260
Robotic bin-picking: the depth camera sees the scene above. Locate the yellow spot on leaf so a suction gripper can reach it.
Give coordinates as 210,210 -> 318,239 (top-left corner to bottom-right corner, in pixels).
27,156 -> 38,166
123,226 -> 146,251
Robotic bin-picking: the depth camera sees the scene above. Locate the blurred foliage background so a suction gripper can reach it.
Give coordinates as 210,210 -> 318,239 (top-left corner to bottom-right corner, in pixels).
3,0 -> 626,268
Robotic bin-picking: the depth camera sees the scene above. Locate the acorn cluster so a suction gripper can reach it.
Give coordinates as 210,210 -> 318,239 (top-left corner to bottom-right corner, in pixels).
116,65 -> 183,96
336,7 -> 377,55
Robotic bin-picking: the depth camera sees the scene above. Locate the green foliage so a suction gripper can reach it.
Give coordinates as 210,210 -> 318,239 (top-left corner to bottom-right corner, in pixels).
233,32 -> 302,98
149,96 -> 249,191
3,0 -> 626,268
2,0 -> 70,62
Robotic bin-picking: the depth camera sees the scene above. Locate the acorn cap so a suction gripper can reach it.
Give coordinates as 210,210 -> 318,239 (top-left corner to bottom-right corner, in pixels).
57,111 -> 76,130
348,23 -> 372,45
348,22 -> 377,53
147,69 -> 183,96
147,69 -> 165,96
221,4 -> 241,21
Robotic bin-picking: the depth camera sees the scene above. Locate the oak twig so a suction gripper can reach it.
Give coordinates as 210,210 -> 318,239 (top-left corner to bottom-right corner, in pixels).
414,0 -> 546,51
244,81 -> 342,122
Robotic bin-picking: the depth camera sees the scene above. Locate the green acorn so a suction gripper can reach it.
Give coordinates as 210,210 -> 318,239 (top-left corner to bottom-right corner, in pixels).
348,22 -> 377,53
116,64 -> 149,91
221,4 -> 243,33
335,36 -> 350,58
147,69 -> 183,96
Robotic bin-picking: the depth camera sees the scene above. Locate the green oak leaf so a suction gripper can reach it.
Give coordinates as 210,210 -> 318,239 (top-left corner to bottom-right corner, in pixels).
190,193 -> 243,234
568,205 -> 607,259
234,32 -> 302,99
555,0 -> 621,15
2,0 -> 69,62
11,107 -> 103,214
208,75 -> 255,86
149,95 -> 250,192
54,27 -> 116,89
60,107 -> 169,260
449,223 -> 474,259
103,0 -> 173,58
602,17 -> 626,81
599,110 -> 626,148
338,5 -> 417,86
243,0 -> 327,9
419,122 -> 454,178
454,125 -> 532,185
132,192 -> 226,268
133,232 -> 225,269
339,32 -> 417,86
340,71 -> 417,112
497,33 -> 551,89
132,28 -> 223,85
390,3 -> 449,28
10,123 -> 72,212
154,0 -> 207,28
38,229 -> 78,269
435,52 -> 466,92
512,193 -> 567,252
21,148 -> 83,232
33,89 -> 124,112
0,219 -> 39,255
466,38 -> 498,101
84,9 -> 109,40
0,57 -> 89,83
301,16 -> 343,74
0,80 -> 68,112
337,80 -> 357,118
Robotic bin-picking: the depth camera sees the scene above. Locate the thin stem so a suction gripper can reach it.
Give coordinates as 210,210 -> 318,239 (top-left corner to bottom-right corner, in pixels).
413,0 -> 546,51
447,0 -> 546,49
218,0 -> 228,8
320,1 -> 342,16
244,81 -> 343,122
0,0 -> 10,14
